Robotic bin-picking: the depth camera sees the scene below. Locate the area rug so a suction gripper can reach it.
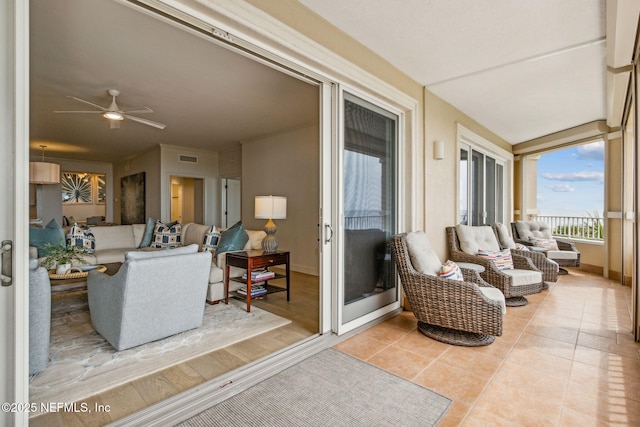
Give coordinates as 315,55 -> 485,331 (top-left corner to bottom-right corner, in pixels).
29,294 -> 291,409
179,348 -> 452,427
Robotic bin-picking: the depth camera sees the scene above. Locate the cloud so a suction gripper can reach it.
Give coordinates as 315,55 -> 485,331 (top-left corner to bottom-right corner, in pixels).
542,171 -> 604,183
546,184 -> 574,192
576,141 -> 604,161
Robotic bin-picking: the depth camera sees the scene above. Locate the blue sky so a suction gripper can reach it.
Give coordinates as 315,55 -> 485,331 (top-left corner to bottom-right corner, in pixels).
536,140 -> 604,215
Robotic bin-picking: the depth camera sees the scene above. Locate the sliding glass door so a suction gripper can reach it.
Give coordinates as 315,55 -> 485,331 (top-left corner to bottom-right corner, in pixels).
339,92 -> 399,328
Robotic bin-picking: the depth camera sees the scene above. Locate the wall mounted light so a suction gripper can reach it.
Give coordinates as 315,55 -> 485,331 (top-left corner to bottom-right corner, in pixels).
434,140 -> 445,160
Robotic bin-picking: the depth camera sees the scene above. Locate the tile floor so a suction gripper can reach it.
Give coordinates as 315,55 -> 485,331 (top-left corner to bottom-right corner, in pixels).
334,269 -> 640,426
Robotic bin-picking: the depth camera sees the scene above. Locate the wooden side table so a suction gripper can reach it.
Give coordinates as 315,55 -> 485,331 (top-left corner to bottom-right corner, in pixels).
224,250 -> 290,312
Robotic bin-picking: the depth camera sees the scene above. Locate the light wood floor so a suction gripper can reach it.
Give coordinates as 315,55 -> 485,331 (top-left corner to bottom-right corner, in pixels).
30,271 -> 320,426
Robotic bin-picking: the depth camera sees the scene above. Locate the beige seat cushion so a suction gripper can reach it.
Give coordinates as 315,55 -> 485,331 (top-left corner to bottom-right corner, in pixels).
547,250 -> 578,260
515,221 -> 553,240
479,287 -> 506,314
455,224 -> 501,254
502,269 -> 542,286
405,231 -> 442,276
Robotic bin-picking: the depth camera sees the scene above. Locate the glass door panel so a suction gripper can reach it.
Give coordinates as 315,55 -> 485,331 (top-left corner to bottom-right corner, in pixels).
486,157 -> 496,224
460,149 -> 469,225
471,150 -> 485,225
341,93 -> 398,325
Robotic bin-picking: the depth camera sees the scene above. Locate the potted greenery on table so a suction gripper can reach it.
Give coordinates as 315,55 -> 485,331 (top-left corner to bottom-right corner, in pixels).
41,244 -> 90,274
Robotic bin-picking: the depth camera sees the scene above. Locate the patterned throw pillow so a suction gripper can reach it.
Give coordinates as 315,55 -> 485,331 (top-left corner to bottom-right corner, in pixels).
515,243 -> 530,251
477,248 -> 514,270
202,225 -> 221,253
529,237 -> 559,251
438,260 -> 464,281
66,223 -> 95,253
151,221 -> 182,248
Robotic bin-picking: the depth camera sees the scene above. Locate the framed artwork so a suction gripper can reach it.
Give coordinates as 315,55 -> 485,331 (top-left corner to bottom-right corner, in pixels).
121,172 -> 145,224
62,172 -> 93,204
96,174 -> 106,204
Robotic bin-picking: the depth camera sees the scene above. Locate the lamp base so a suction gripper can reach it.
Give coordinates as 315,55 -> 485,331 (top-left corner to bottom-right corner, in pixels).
261,218 -> 279,252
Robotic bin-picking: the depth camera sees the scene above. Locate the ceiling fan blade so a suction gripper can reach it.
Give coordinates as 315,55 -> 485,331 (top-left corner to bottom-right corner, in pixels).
67,96 -> 108,111
121,107 -> 153,114
124,114 -> 166,129
54,110 -> 103,114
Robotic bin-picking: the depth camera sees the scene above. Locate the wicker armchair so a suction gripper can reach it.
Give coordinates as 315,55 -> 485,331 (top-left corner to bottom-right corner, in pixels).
446,225 -> 545,306
391,233 -> 503,346
511,221 -> 580,271
491,222 -> 558,283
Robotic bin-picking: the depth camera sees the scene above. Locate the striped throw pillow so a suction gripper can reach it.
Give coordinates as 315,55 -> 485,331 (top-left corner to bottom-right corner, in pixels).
439,260 -> 464,281
477,248 -> 514,270
529,237 -> 559,251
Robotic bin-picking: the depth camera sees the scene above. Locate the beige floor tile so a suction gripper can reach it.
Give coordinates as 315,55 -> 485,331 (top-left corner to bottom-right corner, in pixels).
332,333 -> 389,360
516,331 -> 576,360
356,320 -> 412,344
413,360 -> 491,407
367,344 -> 434,380
438,401 -> 471,427
393,329 -> 451,359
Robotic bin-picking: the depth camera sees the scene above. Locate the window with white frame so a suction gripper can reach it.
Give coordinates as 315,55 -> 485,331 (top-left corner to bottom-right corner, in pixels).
458,129 -> 509,226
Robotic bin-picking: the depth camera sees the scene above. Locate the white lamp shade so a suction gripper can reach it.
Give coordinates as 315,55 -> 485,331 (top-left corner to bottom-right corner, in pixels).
29,162 -> 60,184
255,195 -> 287,219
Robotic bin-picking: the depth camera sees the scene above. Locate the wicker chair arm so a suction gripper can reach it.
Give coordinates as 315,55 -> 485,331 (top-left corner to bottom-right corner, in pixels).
459,267 -> 492,287
511,253 -> 540,272
555,239 -> 580,253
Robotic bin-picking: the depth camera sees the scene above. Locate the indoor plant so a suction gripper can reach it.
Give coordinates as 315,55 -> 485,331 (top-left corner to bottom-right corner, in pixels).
41,243 -> 90,274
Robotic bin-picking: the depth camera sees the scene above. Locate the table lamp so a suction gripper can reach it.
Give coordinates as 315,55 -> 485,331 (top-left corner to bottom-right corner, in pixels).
255,195 -> 287,252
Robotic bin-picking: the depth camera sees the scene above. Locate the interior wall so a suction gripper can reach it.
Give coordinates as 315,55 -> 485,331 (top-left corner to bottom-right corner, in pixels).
219,149 -> 242,178
423,88 -> 511,259
160,144 -> 220,226
242,125 -> 320,275
113,146 -> 161,224
32,157 -> 113,225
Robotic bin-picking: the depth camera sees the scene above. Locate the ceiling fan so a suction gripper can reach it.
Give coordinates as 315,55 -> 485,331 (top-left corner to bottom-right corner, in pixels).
54,89 -> 167,130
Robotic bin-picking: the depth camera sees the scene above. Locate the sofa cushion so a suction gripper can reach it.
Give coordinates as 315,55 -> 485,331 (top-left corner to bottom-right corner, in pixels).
515,221 -> 553,240
202,225 -> 221,252
502,269 -> 542,286
245,229 -> 267,250
209,263 -> 223,283
439,260 -> 464,281
546,250 -> 578,260
125,244 -> 199,260
66,223 -> 96,253
456,224 -> 501,254
29,219 -> 65,257
216,221 -> 249,256
181,223 -> 211,250
478,248 -> 514,270
151,221 -> 182,248
91,225 -> 137,251
404,231 -> 442,276
495,222 -> 516,249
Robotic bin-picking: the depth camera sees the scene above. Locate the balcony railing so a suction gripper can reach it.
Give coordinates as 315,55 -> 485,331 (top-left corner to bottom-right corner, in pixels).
534,215 -> 604,241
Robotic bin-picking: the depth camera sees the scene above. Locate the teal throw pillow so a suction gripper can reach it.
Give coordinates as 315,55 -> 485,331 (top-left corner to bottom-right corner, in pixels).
215,221 -> 248,257
138,217 -> 156,248
29,218 -> 65,257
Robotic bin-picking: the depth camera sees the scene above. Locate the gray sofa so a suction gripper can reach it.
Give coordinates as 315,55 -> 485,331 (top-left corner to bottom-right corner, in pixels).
32,222 -> 266,303
29,258 -> 51,375
87,244 -> 212,351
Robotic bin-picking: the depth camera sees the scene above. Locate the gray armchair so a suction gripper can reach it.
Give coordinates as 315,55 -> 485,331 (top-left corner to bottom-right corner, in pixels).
511,221 -> 581,271
391,232 -> 504,346
87,244 -> 212,351
446,225 -> 545,306
492,222 -> 558,283
29,258 -> 51,376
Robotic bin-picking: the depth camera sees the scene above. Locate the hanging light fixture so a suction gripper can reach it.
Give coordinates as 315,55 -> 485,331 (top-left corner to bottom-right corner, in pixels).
29,145 -> 60,184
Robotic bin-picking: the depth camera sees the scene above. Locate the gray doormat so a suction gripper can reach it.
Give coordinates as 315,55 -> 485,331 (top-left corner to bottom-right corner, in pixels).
179,348 -> 452,427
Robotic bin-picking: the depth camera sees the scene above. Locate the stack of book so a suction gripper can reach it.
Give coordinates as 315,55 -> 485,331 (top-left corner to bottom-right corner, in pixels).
241,269 -> 276,282
236,284 -> 268,297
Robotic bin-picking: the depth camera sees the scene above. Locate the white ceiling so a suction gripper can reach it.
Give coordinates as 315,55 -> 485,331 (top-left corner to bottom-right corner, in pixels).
30,0 -> 319,163
299,0 -> 607,144
31,0 -> 609,164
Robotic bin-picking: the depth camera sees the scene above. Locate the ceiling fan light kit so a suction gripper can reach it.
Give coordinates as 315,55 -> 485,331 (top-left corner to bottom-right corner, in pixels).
54,89 -> 166,129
